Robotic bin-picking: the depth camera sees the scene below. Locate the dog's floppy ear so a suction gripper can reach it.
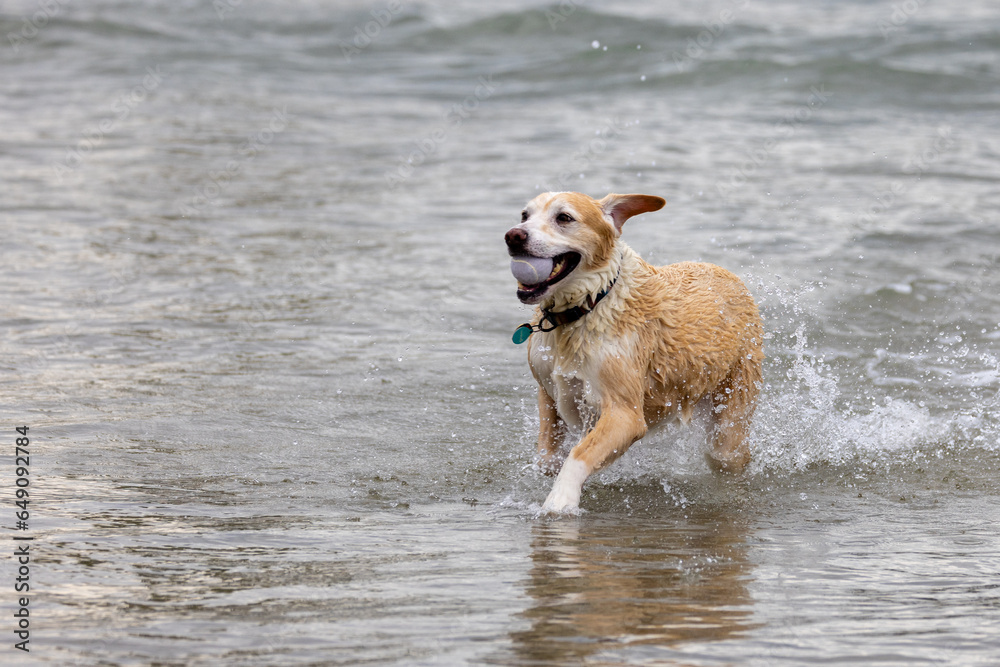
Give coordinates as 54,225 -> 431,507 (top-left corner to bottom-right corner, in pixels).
599,194 -> 666,233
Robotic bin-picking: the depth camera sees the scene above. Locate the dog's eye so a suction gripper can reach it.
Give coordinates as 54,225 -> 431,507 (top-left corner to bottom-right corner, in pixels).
521,210 -> 529,222
556,212 -> 575,224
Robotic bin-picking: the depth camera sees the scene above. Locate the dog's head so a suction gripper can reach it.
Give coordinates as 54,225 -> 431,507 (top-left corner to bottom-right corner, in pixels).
504,192 -> 665,305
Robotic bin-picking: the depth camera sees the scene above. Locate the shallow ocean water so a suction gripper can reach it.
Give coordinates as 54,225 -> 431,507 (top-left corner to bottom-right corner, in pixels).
3,0 -> 1000,664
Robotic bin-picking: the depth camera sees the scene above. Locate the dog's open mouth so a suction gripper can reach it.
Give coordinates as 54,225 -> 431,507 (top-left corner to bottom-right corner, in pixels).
514,251 -> 581,302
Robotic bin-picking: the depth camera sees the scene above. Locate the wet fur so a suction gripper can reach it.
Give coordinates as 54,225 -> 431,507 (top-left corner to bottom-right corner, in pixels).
507,192 -> 764,513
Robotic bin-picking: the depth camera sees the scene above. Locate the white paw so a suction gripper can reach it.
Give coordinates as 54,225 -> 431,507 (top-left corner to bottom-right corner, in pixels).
540,456 -> 589,514
542,484 -> 581,513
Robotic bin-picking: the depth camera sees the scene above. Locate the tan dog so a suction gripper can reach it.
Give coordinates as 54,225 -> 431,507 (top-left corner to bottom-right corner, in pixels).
505,192 -> 764,513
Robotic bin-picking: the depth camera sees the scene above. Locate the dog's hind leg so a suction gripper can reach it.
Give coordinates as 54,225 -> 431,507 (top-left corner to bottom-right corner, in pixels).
706,355 -> 761,474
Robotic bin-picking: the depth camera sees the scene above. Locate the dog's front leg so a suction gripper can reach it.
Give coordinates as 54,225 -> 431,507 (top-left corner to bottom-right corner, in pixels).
541,404 -> 647,513
536,387 -> 565,475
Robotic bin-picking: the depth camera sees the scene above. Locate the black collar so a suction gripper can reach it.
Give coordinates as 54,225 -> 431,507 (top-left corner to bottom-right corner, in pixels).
512,264 -> 621,345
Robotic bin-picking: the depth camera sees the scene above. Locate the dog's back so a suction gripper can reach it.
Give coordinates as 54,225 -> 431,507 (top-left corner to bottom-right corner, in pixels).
634,260 -> 763,469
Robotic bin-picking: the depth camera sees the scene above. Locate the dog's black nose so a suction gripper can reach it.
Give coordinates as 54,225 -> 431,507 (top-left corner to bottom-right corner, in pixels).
505,227 -> 528,253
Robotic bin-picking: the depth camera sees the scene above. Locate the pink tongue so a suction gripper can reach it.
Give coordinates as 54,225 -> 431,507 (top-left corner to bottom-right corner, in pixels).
510,256 -> 554,285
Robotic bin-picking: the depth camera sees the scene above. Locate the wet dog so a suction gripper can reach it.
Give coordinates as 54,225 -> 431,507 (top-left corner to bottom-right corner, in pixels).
505,192 -> 764,513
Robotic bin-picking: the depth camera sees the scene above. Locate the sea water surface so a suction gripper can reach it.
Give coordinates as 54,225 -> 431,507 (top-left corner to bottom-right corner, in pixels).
3,0 -> 1000,664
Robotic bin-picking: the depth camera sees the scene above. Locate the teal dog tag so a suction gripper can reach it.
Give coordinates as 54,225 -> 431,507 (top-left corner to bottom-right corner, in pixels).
512,324 -> 533,345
